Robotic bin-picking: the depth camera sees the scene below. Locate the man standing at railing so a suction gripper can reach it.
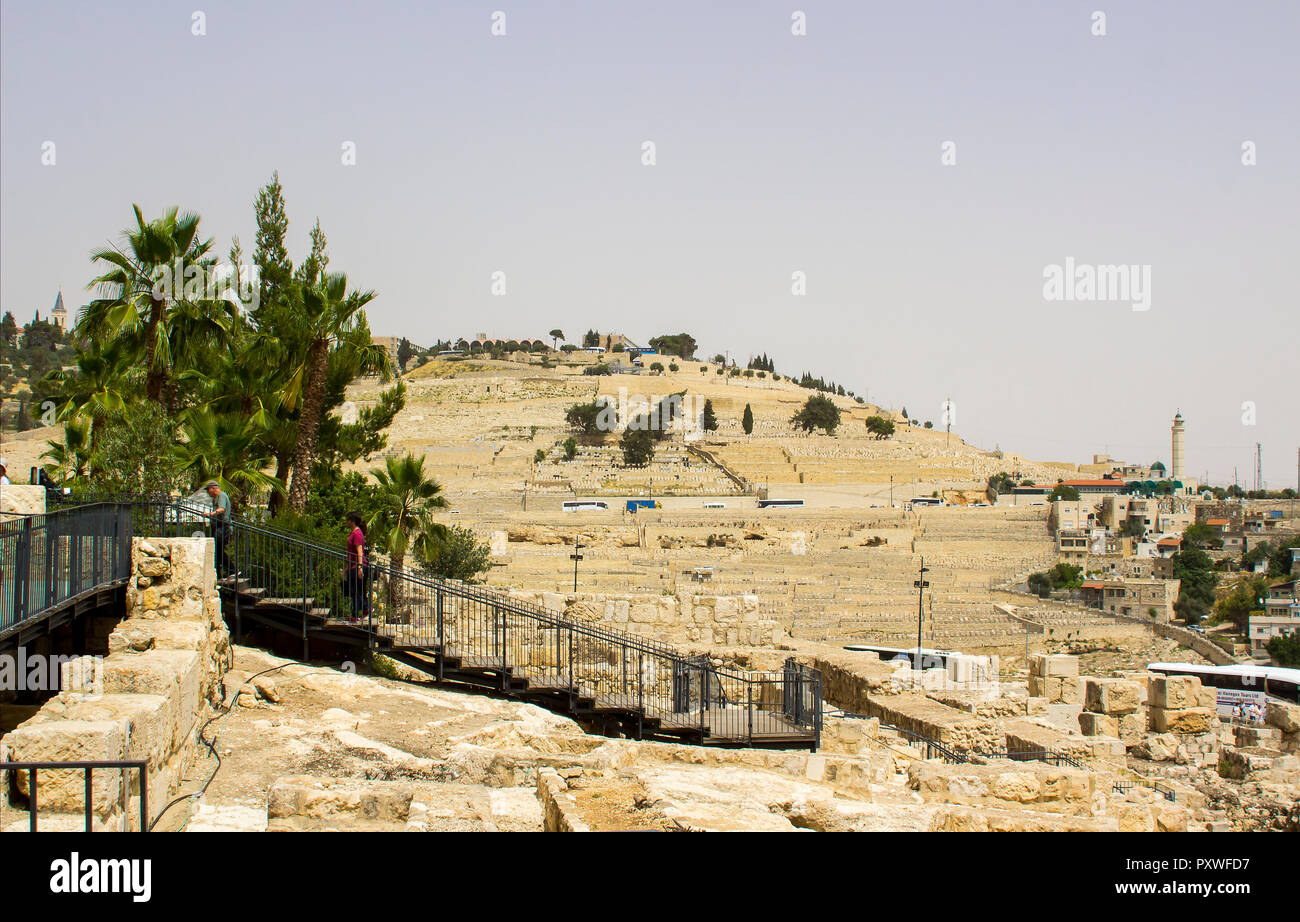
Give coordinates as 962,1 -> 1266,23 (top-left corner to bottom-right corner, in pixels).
202,480 -> 232,578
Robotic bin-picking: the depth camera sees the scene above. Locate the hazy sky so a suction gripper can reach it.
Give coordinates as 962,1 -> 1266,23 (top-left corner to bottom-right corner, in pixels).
2,1 -> 1296,486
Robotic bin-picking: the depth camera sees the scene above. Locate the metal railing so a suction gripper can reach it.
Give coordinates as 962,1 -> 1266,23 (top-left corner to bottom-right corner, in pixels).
0,759 -> 149,831
876,723 -> 971,764
1,502 -> 131,641
980,743 -> 1088,770
81,496 -> 824,748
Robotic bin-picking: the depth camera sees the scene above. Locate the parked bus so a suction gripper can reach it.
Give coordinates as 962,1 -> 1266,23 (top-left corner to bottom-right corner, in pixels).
562,500 -> 608,512
1147,662 -> 1300,711
758,499 -> 805,509
910,497 -> 944,507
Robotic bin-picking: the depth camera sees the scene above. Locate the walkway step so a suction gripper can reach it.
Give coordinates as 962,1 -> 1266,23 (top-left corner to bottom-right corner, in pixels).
256,597 -> 316,610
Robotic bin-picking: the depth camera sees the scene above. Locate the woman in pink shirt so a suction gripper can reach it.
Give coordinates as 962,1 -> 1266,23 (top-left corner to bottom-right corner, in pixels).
344,512 -> 370,622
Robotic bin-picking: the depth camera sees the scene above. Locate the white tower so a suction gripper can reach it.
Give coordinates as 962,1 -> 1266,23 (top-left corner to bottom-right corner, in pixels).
1170,411 -> 1185,482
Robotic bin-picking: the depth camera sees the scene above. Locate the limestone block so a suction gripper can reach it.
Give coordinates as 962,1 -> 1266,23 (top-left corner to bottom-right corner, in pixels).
101,649 -> 202,751
1133,733 -> 1179,762
1196,687 -> 1218,710
1218,746 -> 1278,780
990,771 -> 1041,803
47,693 -> 176,772
108,620 -> 208,657
1079,712 -> 1117,737
1058,676 -> 1083,706
1148,675 -> 1200,710
1083,736 -> 1127,762
1266,701 -> 1300,733
1041,654 -> 1079,678
1149,706 -> 1214,735
1084,678 -> 1142,715
1027,696 -> 1049,716
1117,712 -> 1146,748
137,556 -> 171,580
1031,676 -> 1062,700
1234,726 -> 1282,749
2,719 -> 128,815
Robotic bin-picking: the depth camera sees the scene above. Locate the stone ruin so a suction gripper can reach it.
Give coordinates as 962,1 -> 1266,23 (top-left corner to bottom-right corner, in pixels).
0,538 -> 231,831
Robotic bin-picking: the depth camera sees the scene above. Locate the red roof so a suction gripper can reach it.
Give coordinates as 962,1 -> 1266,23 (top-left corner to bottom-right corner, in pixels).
1156,538 -> 1180,547
1081,581 -> 1104,590
1206,519 -> 1229,526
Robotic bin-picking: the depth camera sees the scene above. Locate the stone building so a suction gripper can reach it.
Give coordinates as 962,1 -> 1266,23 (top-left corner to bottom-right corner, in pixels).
1079,577 -> 1180,621
1249,580 -> 1299,658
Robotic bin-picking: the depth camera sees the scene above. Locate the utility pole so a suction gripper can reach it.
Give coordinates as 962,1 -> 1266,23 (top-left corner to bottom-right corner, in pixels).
570,536 -> 584,593
914,557 -> 930,671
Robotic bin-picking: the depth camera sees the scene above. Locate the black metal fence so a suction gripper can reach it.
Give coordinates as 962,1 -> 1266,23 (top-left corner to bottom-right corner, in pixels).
61,495 -> 823,748
0,502 -> 131,641
877,723 -> 972,764
0,759 -> 149,832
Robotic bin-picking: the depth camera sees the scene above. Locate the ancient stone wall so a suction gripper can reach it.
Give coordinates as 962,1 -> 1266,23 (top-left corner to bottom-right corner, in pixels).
0,537 -> 231,831
514,589 -> 783,648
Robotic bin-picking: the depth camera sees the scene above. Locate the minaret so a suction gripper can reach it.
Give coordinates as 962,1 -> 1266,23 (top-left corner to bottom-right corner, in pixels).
1170,411 -> 1185,481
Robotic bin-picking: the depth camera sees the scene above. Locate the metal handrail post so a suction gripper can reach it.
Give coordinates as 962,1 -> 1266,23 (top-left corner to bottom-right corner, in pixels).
747,683 -> 754,744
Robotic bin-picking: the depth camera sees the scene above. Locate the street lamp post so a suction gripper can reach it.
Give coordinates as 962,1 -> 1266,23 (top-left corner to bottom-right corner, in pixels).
570,537 -> 584,593
914,558 -> 930,671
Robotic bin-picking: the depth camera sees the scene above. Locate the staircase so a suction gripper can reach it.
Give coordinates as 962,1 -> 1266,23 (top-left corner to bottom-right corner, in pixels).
153,503 -> 825,750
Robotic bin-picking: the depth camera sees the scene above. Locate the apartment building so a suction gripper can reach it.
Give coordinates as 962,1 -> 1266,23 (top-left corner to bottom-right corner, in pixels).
1249,580 -> 1299,658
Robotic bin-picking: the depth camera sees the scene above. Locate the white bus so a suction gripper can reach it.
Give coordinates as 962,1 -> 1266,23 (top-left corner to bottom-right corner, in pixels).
1148,662 -> 1299,710
703,501 -> 726,509
910,496 -> 944,507
562,500 -> 608,512
758,498 -> 805,509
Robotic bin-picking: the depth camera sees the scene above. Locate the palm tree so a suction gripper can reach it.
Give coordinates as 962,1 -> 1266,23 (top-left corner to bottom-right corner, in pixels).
368,454 -> 449,577
174,406 -> 282,506
42,417 -> 94,483
40,340 -> 131,448
80,205 -> 236,407
282,272 -> 387,512
188,321 -> 284,426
